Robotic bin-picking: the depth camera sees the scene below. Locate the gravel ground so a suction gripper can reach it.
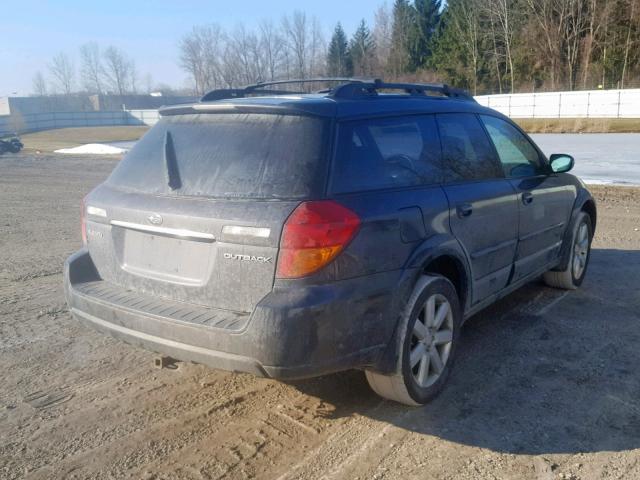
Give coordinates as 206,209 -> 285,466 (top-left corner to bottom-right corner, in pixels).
1,153 -> 640,480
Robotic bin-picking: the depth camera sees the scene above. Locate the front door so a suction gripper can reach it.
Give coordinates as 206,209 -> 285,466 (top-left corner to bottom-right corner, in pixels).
480,115 -> 576,281
437,113 -> 519,305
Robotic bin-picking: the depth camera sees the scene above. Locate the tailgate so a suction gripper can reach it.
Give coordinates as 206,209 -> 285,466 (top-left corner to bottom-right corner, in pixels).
84,185 -> 298,313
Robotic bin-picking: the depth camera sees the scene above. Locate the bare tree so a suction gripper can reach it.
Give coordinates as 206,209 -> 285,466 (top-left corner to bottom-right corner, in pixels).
32,71 -> 47,96
526,0 -> 569,90
48,52 -> 75,95
282,11 -> 308,78
621,0 -> 640,87
484,0 -> 517,92
80,42 -> 103,93
103,46 -> 135,96
581,0 -> 607,88
308,16 -> 325,78
226,25 -> 266,85
179,25 -> 225,94
259,20 -> 285,81
373,3 -> 393,74
487,7 -> 504,93
180,27 -> 207,94
561,0 -> 590,89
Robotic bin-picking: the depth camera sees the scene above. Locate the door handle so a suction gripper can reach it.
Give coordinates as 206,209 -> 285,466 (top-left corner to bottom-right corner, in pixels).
522,192 -> 534,205
456,203 -> 473,218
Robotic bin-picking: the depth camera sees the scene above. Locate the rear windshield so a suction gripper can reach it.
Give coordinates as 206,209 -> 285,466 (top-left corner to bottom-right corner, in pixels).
106,113 -> 328,199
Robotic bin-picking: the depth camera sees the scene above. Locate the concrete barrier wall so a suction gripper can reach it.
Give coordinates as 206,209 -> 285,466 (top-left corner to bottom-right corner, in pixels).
474,89 -> 640,118
0,109 -> 160,136
2,88 -> 639,136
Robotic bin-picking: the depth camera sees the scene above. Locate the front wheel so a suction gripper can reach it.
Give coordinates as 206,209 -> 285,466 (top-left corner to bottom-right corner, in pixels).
365,275 -> 461,406
543,211 -> 592,290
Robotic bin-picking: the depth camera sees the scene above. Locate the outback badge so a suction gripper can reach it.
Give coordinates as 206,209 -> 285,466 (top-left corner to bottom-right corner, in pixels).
223,253 -> 273,263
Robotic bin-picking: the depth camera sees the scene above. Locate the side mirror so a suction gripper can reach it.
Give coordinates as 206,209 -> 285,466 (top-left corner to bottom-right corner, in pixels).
549,154 -> 574,173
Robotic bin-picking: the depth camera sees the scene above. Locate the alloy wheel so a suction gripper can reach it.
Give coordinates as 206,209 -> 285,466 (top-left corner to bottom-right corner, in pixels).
573,222 -> 589,279
409,293 -> 454,388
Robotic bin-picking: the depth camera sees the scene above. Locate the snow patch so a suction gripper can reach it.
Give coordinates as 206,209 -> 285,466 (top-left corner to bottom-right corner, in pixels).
55,143 -> 129,155
583,178 -> 640,186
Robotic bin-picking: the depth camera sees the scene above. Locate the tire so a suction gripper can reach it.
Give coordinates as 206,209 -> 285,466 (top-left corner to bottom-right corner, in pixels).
543,211 -> 592,290
365,275 -> 462,406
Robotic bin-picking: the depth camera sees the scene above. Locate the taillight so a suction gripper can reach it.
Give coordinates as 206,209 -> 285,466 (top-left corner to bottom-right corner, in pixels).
276,200 -> 360,279
81,197 -> 87,246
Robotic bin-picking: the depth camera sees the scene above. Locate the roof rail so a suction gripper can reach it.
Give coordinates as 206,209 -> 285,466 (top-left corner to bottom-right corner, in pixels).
200,78 -> 368,102
199,78 -> 475,103
330,79 -> 475,102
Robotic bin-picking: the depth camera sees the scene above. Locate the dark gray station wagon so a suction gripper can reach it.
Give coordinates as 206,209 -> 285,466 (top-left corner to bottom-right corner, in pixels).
64,79 -> 596,405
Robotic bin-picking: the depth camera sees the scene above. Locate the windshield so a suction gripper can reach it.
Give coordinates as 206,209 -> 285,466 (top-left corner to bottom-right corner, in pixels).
106,112 -> 328,199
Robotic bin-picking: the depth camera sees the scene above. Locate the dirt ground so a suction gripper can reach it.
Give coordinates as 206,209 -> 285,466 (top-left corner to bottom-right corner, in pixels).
515,118 -> 640,134
19,127 -> 149,153
1,153 -> 640,480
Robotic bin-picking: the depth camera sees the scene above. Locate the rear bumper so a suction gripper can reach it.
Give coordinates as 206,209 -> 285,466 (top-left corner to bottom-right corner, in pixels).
64,249 -> 405,379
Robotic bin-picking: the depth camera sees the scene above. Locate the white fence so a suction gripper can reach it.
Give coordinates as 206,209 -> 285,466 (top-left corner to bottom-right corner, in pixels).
474,88 -> 640,118
0,109 -> 160,136
2,89 -> 639,136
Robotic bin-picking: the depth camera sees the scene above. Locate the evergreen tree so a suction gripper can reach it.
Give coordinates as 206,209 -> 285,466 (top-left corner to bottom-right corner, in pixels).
389,0 -> 415,76
327,23 -> 352,76
409,0 -> 441,70
430,1 -> 479,92
350,19 -> 376,75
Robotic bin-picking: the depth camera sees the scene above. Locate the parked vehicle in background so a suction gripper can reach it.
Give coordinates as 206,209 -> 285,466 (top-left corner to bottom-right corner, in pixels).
0,136 -> 23,154
64,79 -> 596,406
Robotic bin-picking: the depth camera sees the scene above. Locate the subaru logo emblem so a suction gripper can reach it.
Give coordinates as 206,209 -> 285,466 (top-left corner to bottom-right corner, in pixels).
147,213 -> 163,225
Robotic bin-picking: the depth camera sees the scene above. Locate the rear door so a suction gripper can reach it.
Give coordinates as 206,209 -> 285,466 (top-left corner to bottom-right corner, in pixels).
327,114 -> 449,348
84,112 -> 329,313
480,115 -> 576,281
328,114 -> 450,278
437,113 -> 519,304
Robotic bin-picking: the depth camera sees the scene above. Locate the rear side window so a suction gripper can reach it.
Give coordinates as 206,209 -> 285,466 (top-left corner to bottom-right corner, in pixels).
480,115 -> 544,178
436,113 -> 503,182
331,115 -> 442,194
106,113 -> 328,199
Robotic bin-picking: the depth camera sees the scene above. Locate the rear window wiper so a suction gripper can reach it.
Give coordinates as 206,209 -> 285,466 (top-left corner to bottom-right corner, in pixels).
164,131 -> 182,190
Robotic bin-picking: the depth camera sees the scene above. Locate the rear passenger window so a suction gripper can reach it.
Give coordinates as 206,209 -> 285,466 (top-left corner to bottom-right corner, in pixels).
436,113 -> 503,182
331,115 -> 442,194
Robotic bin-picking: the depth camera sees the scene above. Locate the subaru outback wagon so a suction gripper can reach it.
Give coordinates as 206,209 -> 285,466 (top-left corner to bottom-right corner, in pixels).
64,79 -> 596,406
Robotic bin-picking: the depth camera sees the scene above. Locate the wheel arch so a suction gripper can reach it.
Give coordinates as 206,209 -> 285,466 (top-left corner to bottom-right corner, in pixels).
371,235 -> 472,374
421,254 -> 469,313
554,190 -> 597,272
581,198 -> 597,233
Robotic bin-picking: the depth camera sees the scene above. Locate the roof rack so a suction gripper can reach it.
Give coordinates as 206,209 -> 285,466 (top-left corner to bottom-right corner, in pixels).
329,79 -> 475,101
200,78 -> 368,102
199,77 -> 475,103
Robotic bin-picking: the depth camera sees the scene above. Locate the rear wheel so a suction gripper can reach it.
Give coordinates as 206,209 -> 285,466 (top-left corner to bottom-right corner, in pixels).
543,211 -> 592,290
365,275 -> 461,406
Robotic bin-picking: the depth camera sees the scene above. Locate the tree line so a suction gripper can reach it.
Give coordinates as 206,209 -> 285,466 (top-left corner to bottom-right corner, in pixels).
32,44 -> 154,97
31,0 -> 639,97
180,0 -> 640,96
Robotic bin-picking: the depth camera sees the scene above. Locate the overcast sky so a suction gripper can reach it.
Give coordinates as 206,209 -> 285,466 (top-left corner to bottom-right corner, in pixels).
1,0 -> 379,96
